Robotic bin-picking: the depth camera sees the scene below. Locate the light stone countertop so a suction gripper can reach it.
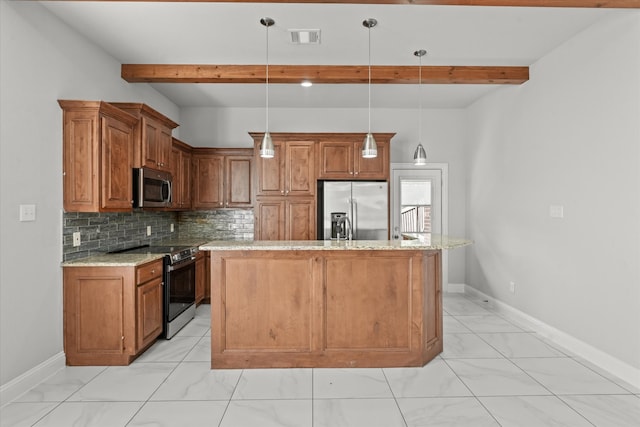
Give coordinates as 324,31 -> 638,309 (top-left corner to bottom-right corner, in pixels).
200,234 -> 472,251
61,253 -> 166,267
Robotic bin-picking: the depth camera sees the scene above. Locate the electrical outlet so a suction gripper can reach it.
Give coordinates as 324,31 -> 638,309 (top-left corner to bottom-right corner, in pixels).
147,226 -> 152,236
509,281 -> 516,293
549,205 -> 564,219
73,232 -> 81,247
170,223 -> 175,232
19,204 -> 36,222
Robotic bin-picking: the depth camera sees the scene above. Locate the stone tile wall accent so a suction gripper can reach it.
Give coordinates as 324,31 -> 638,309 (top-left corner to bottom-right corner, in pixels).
177,209 -> 254,241
63,211 -> 178,261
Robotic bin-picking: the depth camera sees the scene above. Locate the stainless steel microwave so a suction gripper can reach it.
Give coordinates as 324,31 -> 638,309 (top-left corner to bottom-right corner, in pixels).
133,167 -> 172,208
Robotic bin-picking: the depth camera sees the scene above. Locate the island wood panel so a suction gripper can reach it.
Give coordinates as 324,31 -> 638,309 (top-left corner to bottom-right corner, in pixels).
423,250 -> 443,361
209,249 -> 441,368
220,256 -> 316,351
324,255 -> 412,350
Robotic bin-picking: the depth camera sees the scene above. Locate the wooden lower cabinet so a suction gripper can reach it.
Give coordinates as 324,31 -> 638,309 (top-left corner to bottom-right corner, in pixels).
209,249 -> 442,368
63,259 -> 164,365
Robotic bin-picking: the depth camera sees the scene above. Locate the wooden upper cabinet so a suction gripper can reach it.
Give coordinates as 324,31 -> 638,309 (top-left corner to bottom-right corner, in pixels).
252,134 -> 315,197
110,103 -> 178,172
254,196 -> 315,240
59,100 -> 138,212
192,148 -> 254,209
170,138 -> 192,210
192,152 -> 224,209
317,134 -> 393,180
225,155 -> 253,207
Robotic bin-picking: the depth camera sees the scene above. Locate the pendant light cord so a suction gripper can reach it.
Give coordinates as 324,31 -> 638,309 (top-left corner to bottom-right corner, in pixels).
367,24 -> 372,133
265,23 -> 270,133
418,54 -> 422,144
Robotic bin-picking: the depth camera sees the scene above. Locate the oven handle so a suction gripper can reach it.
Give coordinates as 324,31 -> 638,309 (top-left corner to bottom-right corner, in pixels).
166,256 -> 196,272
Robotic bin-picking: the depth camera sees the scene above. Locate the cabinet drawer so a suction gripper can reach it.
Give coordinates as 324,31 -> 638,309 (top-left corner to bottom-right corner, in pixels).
136,260 -> 163,284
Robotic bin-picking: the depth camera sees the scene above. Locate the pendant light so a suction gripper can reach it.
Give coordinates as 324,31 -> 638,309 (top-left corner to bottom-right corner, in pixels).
259,17 -> 275,158
362,18 -> 378,159
413,49 -> 428,165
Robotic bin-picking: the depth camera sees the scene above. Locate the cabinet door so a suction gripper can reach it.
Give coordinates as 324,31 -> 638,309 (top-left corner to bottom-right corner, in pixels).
100,116 -> 133,211
180,149 -> 192,209
225,156 -> 253,208
170,145 -> 182,209
286,198 -> 316,240
256,140 -> 285,196
136,276 -> 163,351
317,140 -> 354,179
63,266 -> 136,365
255,198 -> 285,240
354,139 -> 389,180
63,110 -> 100,212
141,117 -> 160,169
285,141 -> 315,196
157,127 -> 173,171
192,154 -> 224,209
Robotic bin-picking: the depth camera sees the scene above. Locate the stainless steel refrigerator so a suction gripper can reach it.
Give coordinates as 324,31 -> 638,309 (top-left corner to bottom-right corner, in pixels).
319,181 -> 388,240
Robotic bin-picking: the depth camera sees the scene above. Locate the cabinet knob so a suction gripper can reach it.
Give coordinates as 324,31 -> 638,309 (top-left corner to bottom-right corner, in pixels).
355,171 -> 359,175
350,171 -> 354,175
281,190 -> 285,195
219,202 -> 223,206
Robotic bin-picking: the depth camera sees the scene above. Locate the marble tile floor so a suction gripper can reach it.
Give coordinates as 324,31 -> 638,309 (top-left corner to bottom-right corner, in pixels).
2,294 -> 639,427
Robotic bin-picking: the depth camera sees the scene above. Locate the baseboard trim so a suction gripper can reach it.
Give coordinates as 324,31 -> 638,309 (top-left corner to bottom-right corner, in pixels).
464,286 -> 640,390
0,352 -> 65,407
446,283 -> 466,293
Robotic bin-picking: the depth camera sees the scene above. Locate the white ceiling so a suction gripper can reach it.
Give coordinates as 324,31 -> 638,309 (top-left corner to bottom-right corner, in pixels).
41,2 -> 616,109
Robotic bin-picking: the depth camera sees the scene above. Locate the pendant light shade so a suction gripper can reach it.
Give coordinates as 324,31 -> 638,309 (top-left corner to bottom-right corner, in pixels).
259,17 -> 275,158
413,49 -> 428,165
362,18 -> 377,159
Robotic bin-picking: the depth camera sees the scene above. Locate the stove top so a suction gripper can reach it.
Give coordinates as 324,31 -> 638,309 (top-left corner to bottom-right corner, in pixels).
109,244 -> 197,264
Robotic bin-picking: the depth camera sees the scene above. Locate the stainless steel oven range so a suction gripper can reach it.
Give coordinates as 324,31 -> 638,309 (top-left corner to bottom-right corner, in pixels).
109,244 -> 197,339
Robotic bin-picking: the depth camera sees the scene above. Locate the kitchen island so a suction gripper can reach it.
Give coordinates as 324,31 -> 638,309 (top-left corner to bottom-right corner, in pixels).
201,236 -> 470,369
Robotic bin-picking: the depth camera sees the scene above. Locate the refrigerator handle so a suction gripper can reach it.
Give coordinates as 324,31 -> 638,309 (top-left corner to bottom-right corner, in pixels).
351,198 -> 357,239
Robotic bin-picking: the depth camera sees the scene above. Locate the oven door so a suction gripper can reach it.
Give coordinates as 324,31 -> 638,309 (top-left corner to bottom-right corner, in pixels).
164,255 -> 196,325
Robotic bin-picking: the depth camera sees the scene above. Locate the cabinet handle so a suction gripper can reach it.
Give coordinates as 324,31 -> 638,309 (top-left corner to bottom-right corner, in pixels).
281,190 -> 285,195
355,171 -> 359,175
285,190 -> 289,195
219,202 -> 223,206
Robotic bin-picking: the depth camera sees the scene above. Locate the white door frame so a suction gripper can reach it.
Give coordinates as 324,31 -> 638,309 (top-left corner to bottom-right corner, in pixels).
391,162 -> 449,290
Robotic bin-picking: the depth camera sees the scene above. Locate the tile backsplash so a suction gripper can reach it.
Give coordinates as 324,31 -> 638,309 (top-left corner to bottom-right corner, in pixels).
63,209 -> 255,261
63,211 -> 179,261
177,209 -> 254,241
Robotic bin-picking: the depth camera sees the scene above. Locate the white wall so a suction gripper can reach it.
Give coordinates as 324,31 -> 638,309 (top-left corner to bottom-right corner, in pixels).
466,11 -> 640,373
0,0 -> 179,388
180,106 -> 468,283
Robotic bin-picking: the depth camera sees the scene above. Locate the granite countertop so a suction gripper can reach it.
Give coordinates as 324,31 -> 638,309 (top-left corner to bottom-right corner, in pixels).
61,253 -> 166,267
200,234 -> 472,251
61,238 -> 210,267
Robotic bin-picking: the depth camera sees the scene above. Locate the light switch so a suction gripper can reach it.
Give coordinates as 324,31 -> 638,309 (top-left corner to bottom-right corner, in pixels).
549,205 -> 564,219
19,204 -> 36,222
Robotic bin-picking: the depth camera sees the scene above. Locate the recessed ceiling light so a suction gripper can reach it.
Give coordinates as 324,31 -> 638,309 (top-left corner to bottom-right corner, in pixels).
289,29 -> 321,45
301,81 -> 313,87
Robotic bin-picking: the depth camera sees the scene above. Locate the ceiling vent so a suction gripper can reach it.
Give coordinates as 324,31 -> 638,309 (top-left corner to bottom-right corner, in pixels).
289,29 -> 321,45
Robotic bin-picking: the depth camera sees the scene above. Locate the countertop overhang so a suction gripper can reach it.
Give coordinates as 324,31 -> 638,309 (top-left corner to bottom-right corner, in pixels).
200,235 -> 472,252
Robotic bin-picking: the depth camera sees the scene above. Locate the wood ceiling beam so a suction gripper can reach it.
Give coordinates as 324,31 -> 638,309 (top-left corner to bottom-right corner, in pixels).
121,64 -> 529,85
53,1 -> 640,9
